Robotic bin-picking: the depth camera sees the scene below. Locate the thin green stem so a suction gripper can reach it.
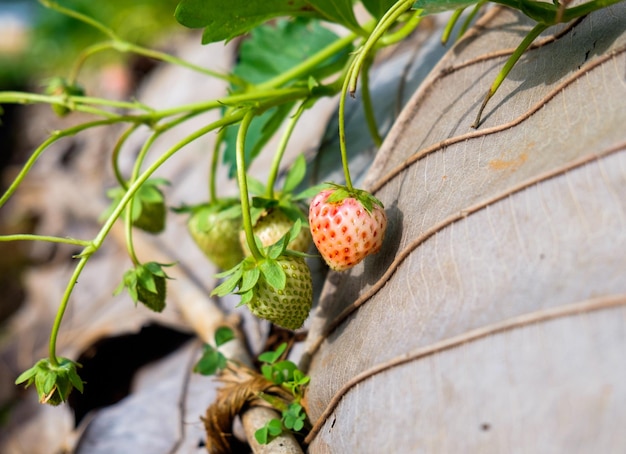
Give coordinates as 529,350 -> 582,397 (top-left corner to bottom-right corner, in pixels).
68,41 -> 116,85
149,86 -> 310,121
48,255 -> 90,366
0,119 -> 130,209
360,56 -> 382,148
124,201 -> 140,266
348,0 -> 414,94
0,91 -> 133,118
339,63 -> 357,191
111,124 -> 140,189
124,131 -> 162,266
209,128 -> 227,203
458,1 -> 486,39
265,102 -> 306,199
120,42 -> 237,84
40,0 -> 118,40
472,22 -> 548,128
237,111 -> 264,262
378,8 -> 423,47
442,8 -> 465,45
0,234 -> 91,247
68,39 -> 237,86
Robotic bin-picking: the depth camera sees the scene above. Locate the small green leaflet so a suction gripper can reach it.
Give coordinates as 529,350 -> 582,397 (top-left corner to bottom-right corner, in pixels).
214,326 -> 235,346
412,0 -> 479,13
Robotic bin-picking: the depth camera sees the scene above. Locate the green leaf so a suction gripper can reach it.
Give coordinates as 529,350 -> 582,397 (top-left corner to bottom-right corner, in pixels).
362,0 -> 399,18
412,0 -> 478,13
282,154 -> 306,194
175,0 -> 316,44
239,288 -> 254,306
240,268 -> 261,293
211,267 -> 244,297
137,268 -> 157,294
214,326 -> 235,347
267,418 -> 284,435
259,259 -> 286,290
308,0 -> 362,31
247,176 -> 267,197
259,342 -> 288,364
194,346 -> 227,376
272,360 -> 298,384
67,368 -> 84,394
261,363 -> 274,382
255,426 -> 269,445
15,366 -> 38,385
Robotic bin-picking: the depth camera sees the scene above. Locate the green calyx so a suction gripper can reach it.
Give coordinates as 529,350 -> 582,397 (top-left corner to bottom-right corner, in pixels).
116,261 -> 174,312
212,219 -> 305,297
324,183 -> 384,214
15,357 -> 83,406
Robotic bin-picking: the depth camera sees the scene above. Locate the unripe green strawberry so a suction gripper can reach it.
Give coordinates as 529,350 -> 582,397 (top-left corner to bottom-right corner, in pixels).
247,255 -> 313,330
132,190 -> 166,234
241,208 -> 312,256
116,262 -> 171,313
188,201 -> 244,270
309,186 -> 387,271
137,274 -> 166,313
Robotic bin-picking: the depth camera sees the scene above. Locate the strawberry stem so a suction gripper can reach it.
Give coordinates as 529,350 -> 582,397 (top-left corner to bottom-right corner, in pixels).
209,127 -> 226,203
49,254 -> 90,367
124,131 -> 161,266
237,110 -> 265,261
111,124 -> 139,190
266,102 -> 307,200
360,55 -> 382,148
339,63 -> 356,191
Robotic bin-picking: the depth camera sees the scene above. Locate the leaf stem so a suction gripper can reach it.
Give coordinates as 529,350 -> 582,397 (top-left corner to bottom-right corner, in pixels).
124,132 -> 162,266
377,8 -> 423,47
237,111 -> 265,262
360,56 -> 382,148
265,102 -> 307,200
209,128 -> 227,203
339,63 -> 356,191
472,22 -> 548,128
348,0 -> 414,94
0,234 -> 91,247
0,119 -> 129,209
39,0 -> 118,40
111,124 -> 140,189
48,254 -> 90,367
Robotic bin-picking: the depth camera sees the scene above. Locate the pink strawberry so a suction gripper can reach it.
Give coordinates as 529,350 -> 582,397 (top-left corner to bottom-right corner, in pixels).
309,186 -> 387,271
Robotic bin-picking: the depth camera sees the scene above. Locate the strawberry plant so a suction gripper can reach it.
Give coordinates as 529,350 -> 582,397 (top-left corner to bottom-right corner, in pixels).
1,0 -> 623,451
